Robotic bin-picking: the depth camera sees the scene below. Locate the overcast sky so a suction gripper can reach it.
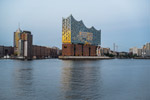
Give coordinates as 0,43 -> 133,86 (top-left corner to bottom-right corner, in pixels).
0,0 -> 149,51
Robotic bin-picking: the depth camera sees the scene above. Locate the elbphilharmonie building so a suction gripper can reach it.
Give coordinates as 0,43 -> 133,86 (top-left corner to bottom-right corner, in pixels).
62,15 -> 101,56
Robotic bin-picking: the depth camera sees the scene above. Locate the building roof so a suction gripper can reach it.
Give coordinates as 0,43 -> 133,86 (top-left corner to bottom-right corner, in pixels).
16,28 -> 22,33
63,14 -> 101,32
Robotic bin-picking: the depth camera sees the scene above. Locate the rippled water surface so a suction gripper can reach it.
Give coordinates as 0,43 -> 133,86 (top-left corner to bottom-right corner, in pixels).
0,59 -> 150,100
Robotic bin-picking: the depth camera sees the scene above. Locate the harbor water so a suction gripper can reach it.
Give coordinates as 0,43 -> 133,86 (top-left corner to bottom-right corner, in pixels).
0,59 -> 150,100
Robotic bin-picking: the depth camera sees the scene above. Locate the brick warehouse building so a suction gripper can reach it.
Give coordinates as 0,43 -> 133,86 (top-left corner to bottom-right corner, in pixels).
32,45 -> 60,59
0,46 -> 14,58
62,15 -> 101,56
13,28 -> 61,59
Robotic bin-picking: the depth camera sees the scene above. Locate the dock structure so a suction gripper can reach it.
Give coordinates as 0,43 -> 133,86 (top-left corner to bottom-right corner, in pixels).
59,56 -> 112,60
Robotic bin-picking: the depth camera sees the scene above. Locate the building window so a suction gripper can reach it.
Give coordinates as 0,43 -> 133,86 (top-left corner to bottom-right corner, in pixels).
64,46 -> 67,48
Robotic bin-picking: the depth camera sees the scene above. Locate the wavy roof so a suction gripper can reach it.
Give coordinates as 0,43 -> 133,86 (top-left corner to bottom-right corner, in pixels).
63,14 -> 101,32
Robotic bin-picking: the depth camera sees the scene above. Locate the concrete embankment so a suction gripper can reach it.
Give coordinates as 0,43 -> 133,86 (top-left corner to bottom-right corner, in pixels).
59,56 -> 113,60
134,57 -> 150,59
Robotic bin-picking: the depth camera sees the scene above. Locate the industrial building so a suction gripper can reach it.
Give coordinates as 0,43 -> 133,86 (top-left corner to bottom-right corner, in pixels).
14,28 -> 22,55
32,45 -> 60,59
14,29 -> 33,59
62,15 -> 101,56
20,31 -> 33,59
145,43 -> 150,56
13,28 -> 61,59
129,43 -> 150,57
0,46 -> 14,58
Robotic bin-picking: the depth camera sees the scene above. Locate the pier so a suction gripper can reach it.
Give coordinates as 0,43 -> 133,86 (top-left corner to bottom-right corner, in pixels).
59,56 -> 112,60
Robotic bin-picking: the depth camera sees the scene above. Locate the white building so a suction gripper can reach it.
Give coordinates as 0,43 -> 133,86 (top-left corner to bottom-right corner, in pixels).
129,47 -> 138,55
130,43 -> 150,57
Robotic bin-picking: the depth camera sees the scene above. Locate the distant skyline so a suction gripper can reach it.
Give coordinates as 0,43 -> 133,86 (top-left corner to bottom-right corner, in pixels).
0,0 -> 149,51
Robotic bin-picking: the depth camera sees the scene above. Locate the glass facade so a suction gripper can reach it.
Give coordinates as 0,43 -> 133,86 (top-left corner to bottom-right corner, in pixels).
62,15 -> 101,46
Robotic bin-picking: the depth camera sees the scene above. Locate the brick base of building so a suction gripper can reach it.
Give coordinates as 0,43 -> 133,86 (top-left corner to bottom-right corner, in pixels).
62,44 -> 97,56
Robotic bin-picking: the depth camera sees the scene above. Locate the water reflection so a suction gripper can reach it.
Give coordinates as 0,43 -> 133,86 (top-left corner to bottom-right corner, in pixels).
0,59 -> 150,100
61,60 -> 103,100
13,61 -> 34,99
